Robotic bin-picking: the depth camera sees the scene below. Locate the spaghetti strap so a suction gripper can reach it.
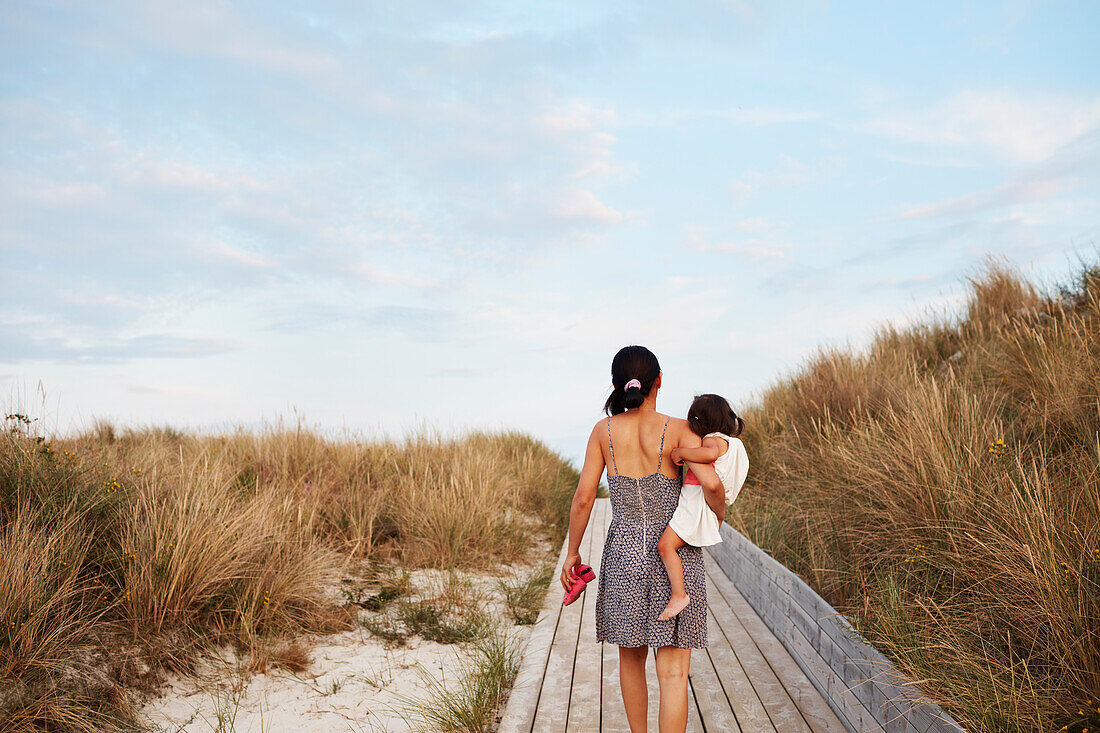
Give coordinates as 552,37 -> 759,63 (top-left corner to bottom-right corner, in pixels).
656,417 -> 670,473
606,417 -> 618,475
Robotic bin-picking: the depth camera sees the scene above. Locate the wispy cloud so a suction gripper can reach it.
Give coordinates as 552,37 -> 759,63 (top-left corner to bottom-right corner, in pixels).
885,128 -> 1100,221
552,188 -> 627,225
894,176 -> 1073,221
684,224 -> 792,261
863,90 -> 1100,164
727,154 -> 817,202
266,303 -> 463,345
1,323 -> 234,364
622,105 -> 820,128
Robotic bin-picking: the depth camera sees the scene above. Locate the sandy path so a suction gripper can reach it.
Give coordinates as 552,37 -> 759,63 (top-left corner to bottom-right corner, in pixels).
141,563 -> 549,733
142,630 -> 471,732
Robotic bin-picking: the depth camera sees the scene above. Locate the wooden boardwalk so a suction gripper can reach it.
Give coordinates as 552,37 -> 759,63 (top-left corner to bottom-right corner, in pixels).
499,499 -> 848,733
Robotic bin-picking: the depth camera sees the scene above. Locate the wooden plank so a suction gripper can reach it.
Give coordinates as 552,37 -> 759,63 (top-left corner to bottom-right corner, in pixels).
532,501 -> 599,732
789,573 -> 840,627
721,524 -> 793,590
566,500 -> 607,731
704,607 -> 777,731
498,527 -> 571,733
705,558 -> 848,733
781,617 -> 886,733
687,678 -> 705,733
841,651 -> 887,709
787,592 -> 823,653
706,536 -> 742,582
702,573 -> 808,733
689,646 -> 742,731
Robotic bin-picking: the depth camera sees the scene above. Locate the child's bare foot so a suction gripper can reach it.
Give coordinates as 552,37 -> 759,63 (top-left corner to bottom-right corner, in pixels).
658,595 -> 691,621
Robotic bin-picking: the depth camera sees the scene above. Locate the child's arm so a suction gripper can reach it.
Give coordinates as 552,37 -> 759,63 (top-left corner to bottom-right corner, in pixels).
671,436 -> 724,466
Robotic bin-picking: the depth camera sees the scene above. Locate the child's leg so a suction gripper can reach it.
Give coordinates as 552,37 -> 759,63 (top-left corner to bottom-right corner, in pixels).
657,526 -> 691,621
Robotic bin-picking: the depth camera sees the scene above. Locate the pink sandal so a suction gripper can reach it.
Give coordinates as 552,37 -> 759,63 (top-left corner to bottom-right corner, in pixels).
563,564 -> 596,606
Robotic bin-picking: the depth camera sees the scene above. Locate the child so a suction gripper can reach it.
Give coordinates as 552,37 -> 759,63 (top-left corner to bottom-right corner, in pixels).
657,393 -> 749,621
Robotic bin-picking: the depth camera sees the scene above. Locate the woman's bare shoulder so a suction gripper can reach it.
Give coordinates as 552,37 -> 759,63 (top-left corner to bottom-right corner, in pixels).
666,417 -> 701,445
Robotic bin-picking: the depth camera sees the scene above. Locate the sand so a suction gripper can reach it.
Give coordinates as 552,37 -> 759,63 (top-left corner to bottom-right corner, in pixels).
140,563 -> 550,733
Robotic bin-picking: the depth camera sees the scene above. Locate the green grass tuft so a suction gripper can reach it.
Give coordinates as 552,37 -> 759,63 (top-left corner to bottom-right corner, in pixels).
497,564 -> 553,625
402,628 -> 520,733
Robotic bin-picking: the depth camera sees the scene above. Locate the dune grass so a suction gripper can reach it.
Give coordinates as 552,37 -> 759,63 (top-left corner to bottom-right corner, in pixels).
732,259 -> 1099,732
498,564 -> 555,625
401,627 -> 520,733
0,423 -> 576,731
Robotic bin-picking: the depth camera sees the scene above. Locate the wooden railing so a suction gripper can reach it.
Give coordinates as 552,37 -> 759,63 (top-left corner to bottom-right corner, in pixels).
709,523 -> 966,733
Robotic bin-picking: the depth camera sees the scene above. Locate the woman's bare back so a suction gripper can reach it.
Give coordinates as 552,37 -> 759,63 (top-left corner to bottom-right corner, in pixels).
599,410 -> 700,480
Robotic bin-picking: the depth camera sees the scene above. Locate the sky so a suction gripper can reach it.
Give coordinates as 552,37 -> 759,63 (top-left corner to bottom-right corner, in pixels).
2,1 -> 1099,465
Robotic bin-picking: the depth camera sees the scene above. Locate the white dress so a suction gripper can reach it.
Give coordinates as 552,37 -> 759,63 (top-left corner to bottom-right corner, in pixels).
667,433 -> 749,547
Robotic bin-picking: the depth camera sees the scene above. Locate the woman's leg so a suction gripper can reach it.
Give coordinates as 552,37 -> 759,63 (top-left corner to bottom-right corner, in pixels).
655,646 -> 691,733
657,527 -> 691,620
618,645 -> 649,732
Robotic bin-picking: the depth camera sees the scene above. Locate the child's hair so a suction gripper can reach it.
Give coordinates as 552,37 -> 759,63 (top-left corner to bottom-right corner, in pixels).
687,393 -> 744,438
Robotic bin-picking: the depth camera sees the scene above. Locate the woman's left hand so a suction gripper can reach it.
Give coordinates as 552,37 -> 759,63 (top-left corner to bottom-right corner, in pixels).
670,448 -> 684,466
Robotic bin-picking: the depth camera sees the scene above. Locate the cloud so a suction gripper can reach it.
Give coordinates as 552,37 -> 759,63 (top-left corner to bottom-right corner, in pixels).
885,128 -> 1100,222
196,241 -> 278,270
863,90 -> 1100,164
894,176 -> 1073,221
727,154 -> 813,201
119,0 -> 343,79
1,3 -> 638,294
0,6 -> 643,371
621,105 -> 820,128
266,303 -> 462,345
701,241 -> 792,261
348,264 -> 443,291
0,323 -> 234,364
728,179 -> 753,203
552,188 -> 626,225
684,224 -> 791,261
471,280 -> 730,355
876,151 -> 978,169
733,218 -> 773,232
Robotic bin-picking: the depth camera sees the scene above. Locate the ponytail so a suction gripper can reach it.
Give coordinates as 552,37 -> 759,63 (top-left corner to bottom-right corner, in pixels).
603,346 -> 661,416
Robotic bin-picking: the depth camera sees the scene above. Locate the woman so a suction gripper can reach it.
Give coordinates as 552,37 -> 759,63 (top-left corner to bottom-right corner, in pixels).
561,345 -> 727,732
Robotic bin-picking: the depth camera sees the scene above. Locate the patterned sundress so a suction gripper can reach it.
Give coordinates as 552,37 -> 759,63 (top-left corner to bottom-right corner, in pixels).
595,416 -> 708,649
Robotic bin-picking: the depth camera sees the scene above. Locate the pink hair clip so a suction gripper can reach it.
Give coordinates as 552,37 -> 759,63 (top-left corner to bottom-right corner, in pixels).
623,379 -> 642,391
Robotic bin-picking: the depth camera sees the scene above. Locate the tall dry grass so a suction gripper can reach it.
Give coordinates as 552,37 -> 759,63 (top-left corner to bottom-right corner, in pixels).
0,422 -> 576,731
732,259 -> 1100,732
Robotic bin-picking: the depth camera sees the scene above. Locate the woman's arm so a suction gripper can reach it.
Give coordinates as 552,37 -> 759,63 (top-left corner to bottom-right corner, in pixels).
560,424 -> 604,591
684,459 -> 726,525
671,422 -> 725,524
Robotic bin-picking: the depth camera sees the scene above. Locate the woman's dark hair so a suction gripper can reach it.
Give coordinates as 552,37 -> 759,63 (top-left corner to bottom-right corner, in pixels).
604,345 -> 661,416
687,393 -> 744,438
